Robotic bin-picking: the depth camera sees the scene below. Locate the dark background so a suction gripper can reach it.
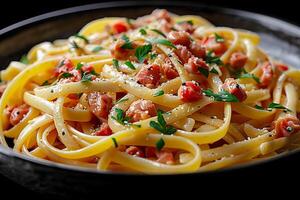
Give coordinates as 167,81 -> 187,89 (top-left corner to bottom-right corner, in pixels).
0,0 -> 299,198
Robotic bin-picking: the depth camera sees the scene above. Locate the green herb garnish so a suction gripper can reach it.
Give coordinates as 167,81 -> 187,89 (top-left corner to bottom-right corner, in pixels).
74,34 -> 89,43
60,72 -> 73,78
70,41 -> 80,49
121,35 -> 134,49
198,67 -> 209,78
268,103 -> 291,112
150,29 -> 166,37
203,89 -> 239,102
139,28 -> 147,35
239,73 -> 260,83
210,68 -> 219,75
255,105 -> 264,110
153,90 -> 164,97
124,61 -> 136,70
112,137 -> 118,148
135,44 -> 152,63
115,98 -> 129,104
177,20 -> 193,25
149,110 -> 177,135
111,108 -> 141,127
20,55 -> 29,64
156,138 -> 165,151
92,46 -> 103,53
81,72 -> 94,82
150,53 -> 158,60
214,33 -> 224,43
205,51 -> 223,65
149,38 -> 177,49
112,59 -> 120,70
75,63 -> 84,70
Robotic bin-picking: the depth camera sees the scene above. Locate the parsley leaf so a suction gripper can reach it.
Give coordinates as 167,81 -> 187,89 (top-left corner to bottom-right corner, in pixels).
210,68 -> 219,75
156,138 -> 165,151
74,34 -> 89,43
214,33 -> 224,43
60,72 -> 73,78
239,73 -> 260,83
124,61 -> 136,70
153,90 -> 164,97
268,103 -> 291,112
20,55 -> 29,64
177,20 -> 193,25
205,51 -> 223,65
81,72 -> 93,82
70,41 -> 80,49
115,98 -> 129,104
111,108 -> 141,127
150,53 -> 158,60
149,38 -> 177,49
198,67 -> 209,78
75,63 -> 84,70
121,35 -> 134,49
92,46 -> 103,53
135,44 -> 152,63
203,89 -> 239,102
150,29 -> 166,37
149,111 -> 177,135
255,105 -> 264,110
112,59 -> 120,70
112,137 -> 118,148
139,28 -> 147,35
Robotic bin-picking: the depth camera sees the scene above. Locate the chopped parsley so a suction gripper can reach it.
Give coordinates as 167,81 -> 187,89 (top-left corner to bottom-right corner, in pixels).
210,67 -> 219,75
139,28 -> 147,35
150,53 -> 158,60
112,137 -> 118,148
70,41 -> 80,49
81,72 -> 94,82
74,34 -> 89,43
20,55 -> 29,64
156,138 -> 165,151
115,98 -> 129,104
198,67 -> 209,78
126,18 -> 133,26
268,103 -> 291,112
177,20 -> 194,25
203,89 -> 239,102
111,108 -> 141,128
112,59 -> 120,70
75,63 -> 84,70
254,105 -> 264,110
214,33 -> 224,43
153,90 -> 164,97
205,51 -> 223,65
150,29 -> 166,37
91,46 -> 103,53
124,61 -> 136,70
135,44 -> 152,63
239,73 -> 260,83
149,110 -> 177,135
121,35 -> 134,49
60,72 -> 73,78
149,38 -> 177,49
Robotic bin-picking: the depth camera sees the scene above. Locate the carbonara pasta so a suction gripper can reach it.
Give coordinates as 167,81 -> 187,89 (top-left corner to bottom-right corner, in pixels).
1,9 -> 300,174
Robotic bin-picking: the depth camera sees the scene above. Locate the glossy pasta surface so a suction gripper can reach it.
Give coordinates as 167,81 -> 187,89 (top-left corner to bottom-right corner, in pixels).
1,9 -> 300,174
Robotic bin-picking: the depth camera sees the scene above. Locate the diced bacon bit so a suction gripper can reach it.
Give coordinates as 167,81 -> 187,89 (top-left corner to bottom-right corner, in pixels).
81,64 -> 94,73
259,62 -> 273,88
9,104 -> 29,126
201,36 -> 227,56
67,93 -> 80,100
167,31 -> 191,46
222,78 -> 247,102
174,22 -> 195,34
87,92 -> 113,120
184,57 -> 209,76
178,81 -> 203,102
145,147 -> 156,158
229,52 -> 248,69
111,38 -> 137,60
111,21 -> 129,34
136,64 -> 161,88
126,99 -> 157,122
156,151 -> 175,165
125,146 -> 145,157
275,62 -> 289,72
161,59 -> 179,80
53,59 -> 74,77
92,122 -> 113,136
174,45 -> 193,64
189,41 -> 206,59
274,115 -> 300,138
151,9 -> 172,23
0,84 -> 7,98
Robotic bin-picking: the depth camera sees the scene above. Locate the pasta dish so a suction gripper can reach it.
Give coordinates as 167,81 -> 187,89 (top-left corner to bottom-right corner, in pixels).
1,9 -> 300,173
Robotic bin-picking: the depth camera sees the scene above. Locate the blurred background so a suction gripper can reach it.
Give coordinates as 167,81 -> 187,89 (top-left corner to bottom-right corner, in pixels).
0,0 -> 298,198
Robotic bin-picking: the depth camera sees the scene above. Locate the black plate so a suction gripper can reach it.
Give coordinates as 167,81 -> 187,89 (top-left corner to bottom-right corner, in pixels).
0,1 -> 300,197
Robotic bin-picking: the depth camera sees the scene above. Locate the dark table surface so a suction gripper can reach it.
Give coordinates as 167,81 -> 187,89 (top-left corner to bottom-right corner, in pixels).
0,0 -> 299,197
